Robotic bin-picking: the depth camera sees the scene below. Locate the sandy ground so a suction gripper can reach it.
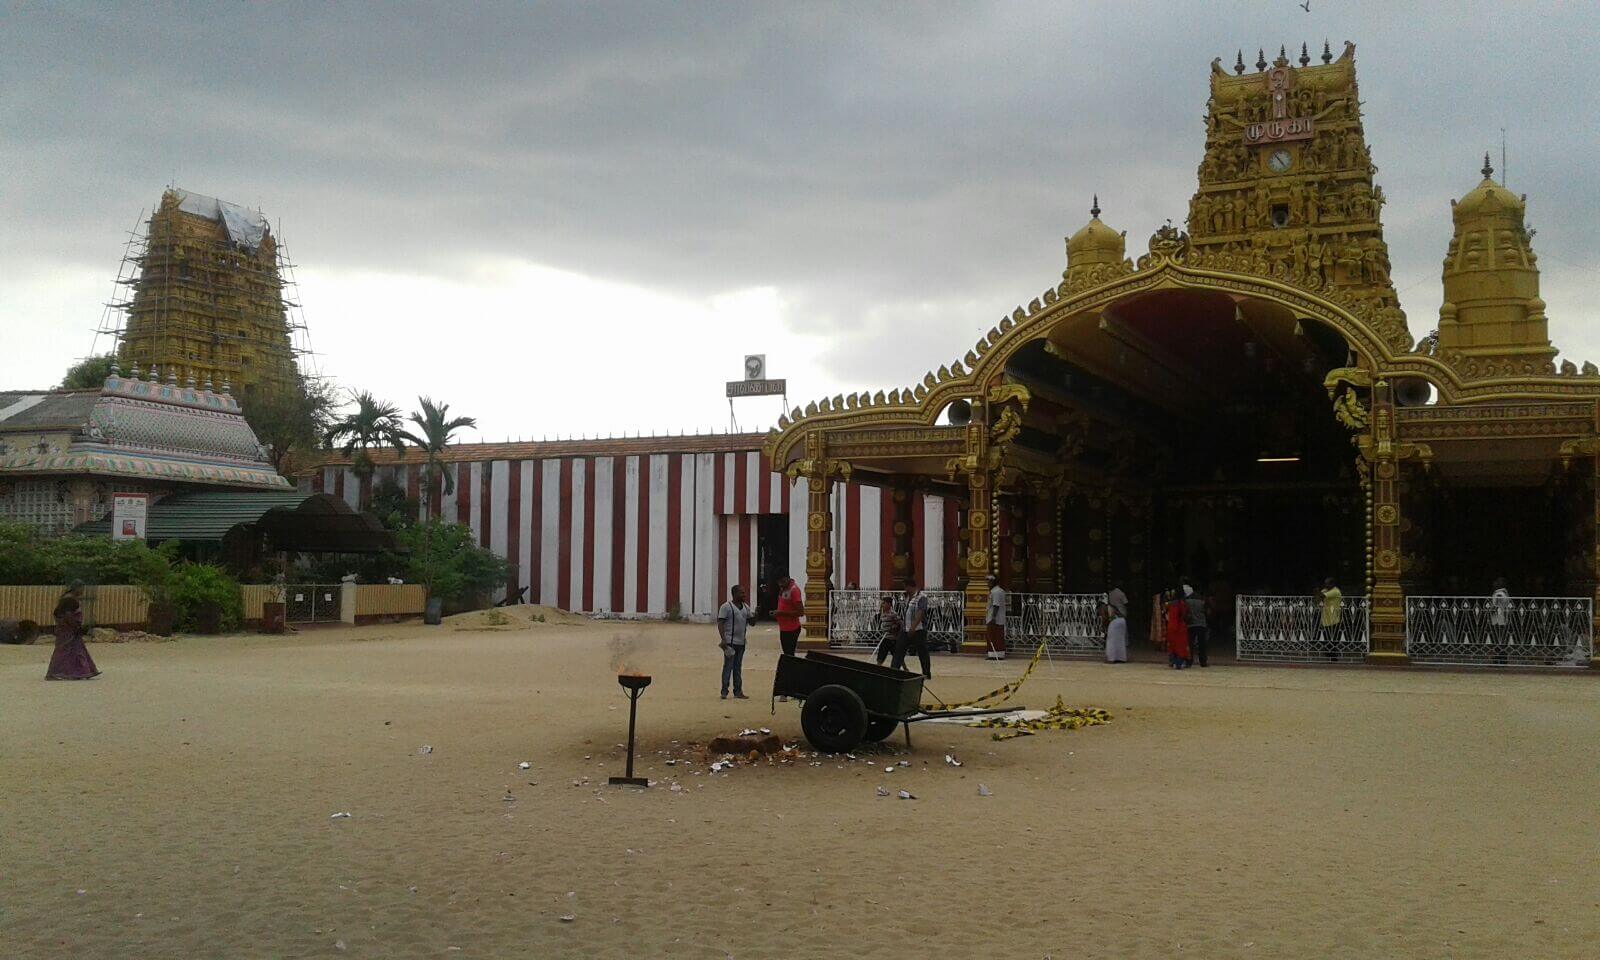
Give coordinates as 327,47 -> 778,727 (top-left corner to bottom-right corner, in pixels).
4,619 -> 1599,960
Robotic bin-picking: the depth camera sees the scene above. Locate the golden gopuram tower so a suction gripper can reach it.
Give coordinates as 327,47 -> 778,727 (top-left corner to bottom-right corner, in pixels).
1189,42 -> 1409,351
114,188 -> 302,395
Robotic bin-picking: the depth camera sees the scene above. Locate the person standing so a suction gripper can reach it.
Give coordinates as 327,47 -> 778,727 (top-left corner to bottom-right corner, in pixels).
45,585 -> 100,681
774,575 -> 804,658
873,596 -> 904,666
1107,585 -> 1129,620
1104,602 -> 1129,663
984,575 -> 1007,661
1164,589 -> 1190,669
1318,577 -> 1343,662
772,575 -> 805,701
1490,577 -> 1511,663
897,582 -> 933,679
717,584 -> 753,699
1183,581 -> 1209,668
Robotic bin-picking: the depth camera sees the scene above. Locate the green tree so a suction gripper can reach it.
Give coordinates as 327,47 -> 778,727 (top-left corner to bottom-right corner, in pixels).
398,396 -> 477,498
60,355 -> 116,389
399,519 -> 510,611
240,377 -> 337,475
324,390 -> 406,482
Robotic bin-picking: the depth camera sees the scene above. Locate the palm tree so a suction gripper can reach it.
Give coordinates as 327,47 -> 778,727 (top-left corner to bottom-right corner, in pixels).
399,396 -> 477,498
324,391 -> 406,494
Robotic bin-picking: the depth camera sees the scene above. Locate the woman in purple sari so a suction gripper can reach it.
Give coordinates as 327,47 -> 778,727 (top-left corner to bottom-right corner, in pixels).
45,587 -> 100,681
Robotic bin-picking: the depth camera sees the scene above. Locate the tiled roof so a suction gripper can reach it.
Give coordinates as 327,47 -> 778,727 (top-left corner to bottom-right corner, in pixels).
0,391 -> 103,431
0,377 -> 285,489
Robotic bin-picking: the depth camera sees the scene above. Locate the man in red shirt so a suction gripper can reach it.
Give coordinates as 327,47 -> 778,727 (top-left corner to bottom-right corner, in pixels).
774,575 -> 804,658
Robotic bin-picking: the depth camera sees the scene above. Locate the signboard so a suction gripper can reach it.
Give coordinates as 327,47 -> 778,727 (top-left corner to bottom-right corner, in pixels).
111,493 -> 149,540
1243,117 -> 1314,145
1245,65 -> 1314,145
726,378 -> 786,398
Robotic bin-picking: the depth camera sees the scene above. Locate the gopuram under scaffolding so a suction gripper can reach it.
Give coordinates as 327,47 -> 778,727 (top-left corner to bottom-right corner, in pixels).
108,188 -> 305,396
765,42 -> 1600,668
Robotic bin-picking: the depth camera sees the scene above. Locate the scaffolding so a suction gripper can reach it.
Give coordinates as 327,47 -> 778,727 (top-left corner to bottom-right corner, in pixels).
93,188 -> 316,395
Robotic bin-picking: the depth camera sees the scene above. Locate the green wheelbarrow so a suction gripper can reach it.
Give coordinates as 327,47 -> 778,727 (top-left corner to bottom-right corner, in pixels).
772,651 -> 1019,752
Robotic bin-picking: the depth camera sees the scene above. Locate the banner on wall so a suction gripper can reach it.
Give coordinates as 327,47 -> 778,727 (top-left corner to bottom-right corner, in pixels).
111,493 -> 149,540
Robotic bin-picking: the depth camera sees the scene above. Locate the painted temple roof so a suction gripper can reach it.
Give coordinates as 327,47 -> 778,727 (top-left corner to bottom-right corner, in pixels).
0,375 -> 289,489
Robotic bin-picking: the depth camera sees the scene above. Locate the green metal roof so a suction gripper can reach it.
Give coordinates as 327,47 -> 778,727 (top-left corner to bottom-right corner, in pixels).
78,490 -> 396,552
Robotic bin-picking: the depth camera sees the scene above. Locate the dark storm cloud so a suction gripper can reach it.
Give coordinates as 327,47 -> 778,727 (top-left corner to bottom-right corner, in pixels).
3,1 -> 1597,386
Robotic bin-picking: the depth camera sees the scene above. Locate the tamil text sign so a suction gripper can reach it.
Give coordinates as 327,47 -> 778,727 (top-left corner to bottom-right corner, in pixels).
726,378 -> 786,398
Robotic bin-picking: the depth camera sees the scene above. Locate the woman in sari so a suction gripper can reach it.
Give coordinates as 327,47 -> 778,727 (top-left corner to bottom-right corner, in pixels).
45,586 -> 100,681
1164,589 -> 1191,669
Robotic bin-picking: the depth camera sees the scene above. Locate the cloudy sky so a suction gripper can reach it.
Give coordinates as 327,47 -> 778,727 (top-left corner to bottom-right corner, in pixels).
3,2 -> 1596,441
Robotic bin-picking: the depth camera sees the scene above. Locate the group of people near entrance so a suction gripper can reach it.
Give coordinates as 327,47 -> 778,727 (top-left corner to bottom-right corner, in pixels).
1157,579 -> 1215,669
716,574 -> 1008,696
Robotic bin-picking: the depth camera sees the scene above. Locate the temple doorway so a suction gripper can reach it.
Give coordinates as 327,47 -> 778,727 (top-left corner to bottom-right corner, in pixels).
754,514 -> 790,618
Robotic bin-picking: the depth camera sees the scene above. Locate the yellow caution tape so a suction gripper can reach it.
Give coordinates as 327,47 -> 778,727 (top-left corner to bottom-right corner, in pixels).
920,642 -> 1111,740
921,640 -> 1050,711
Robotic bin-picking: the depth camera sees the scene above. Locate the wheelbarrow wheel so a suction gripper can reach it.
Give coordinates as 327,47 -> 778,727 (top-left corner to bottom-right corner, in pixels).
864,716 -> 899,743
801,684 -> 867,752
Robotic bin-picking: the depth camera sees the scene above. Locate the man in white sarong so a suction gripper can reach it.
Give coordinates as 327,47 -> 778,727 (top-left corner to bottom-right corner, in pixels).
1105,607 -> 1129,663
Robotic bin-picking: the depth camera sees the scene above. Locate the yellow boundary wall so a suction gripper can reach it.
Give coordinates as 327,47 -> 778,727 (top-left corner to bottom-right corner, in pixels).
0,584 -> 425,626
0,586 -> 150,626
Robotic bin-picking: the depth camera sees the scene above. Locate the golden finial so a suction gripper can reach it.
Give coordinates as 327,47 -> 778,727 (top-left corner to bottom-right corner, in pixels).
1481,152 -> 1494,180
1090,195 -> 1101,219
1299,42 -> 1310,67
1234,49 -> 1245,75
1256,48 -> 1267,71
1321,39 -> 1332,64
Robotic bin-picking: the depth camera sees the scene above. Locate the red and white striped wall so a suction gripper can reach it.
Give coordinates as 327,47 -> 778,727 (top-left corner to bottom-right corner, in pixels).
305,442 -> 950,617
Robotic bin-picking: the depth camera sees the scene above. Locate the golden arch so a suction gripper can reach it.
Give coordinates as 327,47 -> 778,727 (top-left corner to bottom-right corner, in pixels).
766,250 -> 1413,466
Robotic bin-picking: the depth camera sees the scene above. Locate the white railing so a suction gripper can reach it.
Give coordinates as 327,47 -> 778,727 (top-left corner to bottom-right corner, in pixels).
827,589 -> 965,653
1236,594 -> 1370,663
1010,593 -> 1108,658
1405,596 -> 1592,667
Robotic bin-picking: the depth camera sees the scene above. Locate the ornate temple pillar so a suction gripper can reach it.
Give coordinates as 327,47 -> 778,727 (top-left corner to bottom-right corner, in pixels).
887,483 -> 914,591
962,445 -> 994,653
790,434 -> 851,641
1022,482 -> 1059,592
1364,380 -> 1429,663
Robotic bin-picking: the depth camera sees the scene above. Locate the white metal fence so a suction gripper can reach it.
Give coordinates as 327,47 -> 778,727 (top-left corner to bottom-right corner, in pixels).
827,589 -> 966,653
1405,596 -> 1592,667
1009,593 -> 1108,658
1236,594 -> 1370,663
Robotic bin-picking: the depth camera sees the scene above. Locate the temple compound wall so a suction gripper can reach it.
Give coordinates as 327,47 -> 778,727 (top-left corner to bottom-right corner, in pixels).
302,435 -> 958,619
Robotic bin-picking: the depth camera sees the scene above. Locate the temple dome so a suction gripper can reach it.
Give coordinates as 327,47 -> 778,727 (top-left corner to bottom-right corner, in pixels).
1065,197 -> 1125,275
1452,155 -> 1524,223
1437,155 -> 1553,367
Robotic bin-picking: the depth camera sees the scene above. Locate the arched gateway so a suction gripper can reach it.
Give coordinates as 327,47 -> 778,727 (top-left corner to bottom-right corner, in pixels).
765,43 -> 1600,666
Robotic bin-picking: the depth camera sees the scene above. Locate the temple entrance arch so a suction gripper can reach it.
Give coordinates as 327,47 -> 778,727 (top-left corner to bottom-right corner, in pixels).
1000,283 -> 1370,645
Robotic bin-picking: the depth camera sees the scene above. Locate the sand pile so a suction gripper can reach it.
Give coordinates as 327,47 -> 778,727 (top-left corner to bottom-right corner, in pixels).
444,604 -> 589,631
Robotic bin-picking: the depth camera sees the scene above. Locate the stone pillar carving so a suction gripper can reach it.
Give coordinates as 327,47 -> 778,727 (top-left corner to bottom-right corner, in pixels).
1363,380 -> 1431,663
788,435 -> 850,640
